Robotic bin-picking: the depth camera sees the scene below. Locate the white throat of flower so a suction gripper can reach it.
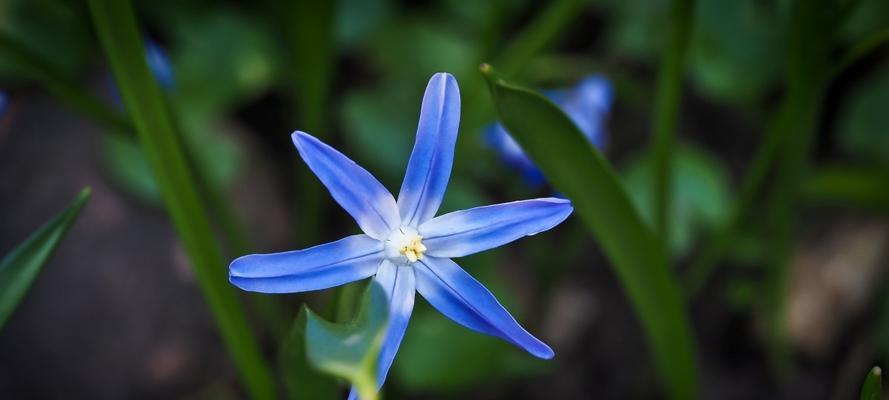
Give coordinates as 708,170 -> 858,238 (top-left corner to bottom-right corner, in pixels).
385,226 -> 427,265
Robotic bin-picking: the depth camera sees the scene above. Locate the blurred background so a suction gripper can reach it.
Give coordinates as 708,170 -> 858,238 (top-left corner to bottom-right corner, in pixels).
1,0 -> 888,398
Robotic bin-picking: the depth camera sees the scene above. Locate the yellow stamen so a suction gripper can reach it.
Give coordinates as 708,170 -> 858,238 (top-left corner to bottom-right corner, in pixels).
400,236 -> 426,263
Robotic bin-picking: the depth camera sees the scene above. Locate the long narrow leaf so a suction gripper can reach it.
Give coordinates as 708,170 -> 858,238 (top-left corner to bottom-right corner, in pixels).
482,64 -> 698,400
0,188 -> 90,330
86,1 -> 275,398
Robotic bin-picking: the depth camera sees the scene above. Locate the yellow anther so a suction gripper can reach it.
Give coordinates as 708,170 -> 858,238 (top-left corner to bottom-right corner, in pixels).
400,236 -> 426,263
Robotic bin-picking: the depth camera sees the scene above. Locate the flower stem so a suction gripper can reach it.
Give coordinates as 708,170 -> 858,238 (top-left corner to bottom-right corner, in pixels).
87,1 -> 276,397
650,0 -> 695,243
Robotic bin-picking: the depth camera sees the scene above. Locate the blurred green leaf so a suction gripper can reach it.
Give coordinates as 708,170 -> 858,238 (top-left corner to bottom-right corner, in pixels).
304,282 -> 389,400
837,72 -> 889,166
687,0 -> 784,103
860,366 -> 883,400
101,134 -> 161,203
340,87 -> 415,182
482,65 -> 698,400
169,9 -> 280,118
0,188 -> 90,330
600,0 -> 783,104
624,144 -> 732,256
335,0 -> 392,48
88,1 -> 275,397
841,0 -> 889,40
281,307 -> 338,400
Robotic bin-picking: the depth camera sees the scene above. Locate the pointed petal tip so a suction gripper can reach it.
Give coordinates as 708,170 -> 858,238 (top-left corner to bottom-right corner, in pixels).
228,254 -> 252,277
290,130 -> 312,147
534,344 -> 556,360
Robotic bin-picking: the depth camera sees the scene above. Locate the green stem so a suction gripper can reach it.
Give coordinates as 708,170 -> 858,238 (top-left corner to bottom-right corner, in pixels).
650,0 -> 695,242
830,27 -> 889,79
87,1 -> 276,398
267,0 -> 336,246
458,0 -> 587,161
761,0 -> 835,368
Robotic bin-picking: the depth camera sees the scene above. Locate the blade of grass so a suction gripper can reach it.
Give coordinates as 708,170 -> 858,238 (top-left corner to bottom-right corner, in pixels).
482,64 -> 698,400
0,188 -> 90,330
266,0 -> 337,247
650,0 -> 695,241
761,0 -> 836,369
86,1 -> 275,398
801,166 -> 889,212
683,0 -> 837,297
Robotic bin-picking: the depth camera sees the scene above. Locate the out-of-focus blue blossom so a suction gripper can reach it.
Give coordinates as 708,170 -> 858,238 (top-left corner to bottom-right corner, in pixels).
485,74 -> 613,186
0,91 -> 8,116
144,38 -> 175,90
229,73 -> 572,398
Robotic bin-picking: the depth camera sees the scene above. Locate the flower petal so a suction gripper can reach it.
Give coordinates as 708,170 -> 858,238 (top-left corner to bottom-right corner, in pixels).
229,235 -> 383,293
419,198 -> 573,258
351,260 -> 415,398
292,131 -> 400,239
415,257 -> 554,359
397,72 -> 461,226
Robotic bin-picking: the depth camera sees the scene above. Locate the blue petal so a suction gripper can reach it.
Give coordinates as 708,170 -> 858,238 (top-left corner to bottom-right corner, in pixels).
397,72 -> 461,227
415,257 -> 554,359
561,74 -> 612,148
292,131 -> 401,239
229,235 -> 383,293
419,198 -> 573,258
351,260 -> 415,398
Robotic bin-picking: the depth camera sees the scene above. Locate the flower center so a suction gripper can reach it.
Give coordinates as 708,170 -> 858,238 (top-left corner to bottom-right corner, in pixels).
384,227 -> 427,265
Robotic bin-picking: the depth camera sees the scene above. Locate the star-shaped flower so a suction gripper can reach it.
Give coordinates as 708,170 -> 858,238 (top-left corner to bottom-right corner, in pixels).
230,73 -> 573,397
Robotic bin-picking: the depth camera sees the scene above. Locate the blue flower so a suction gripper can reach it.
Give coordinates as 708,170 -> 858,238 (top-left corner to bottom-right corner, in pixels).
144,38 -> 175,90
0,91 -> 8,116
230,73 -> 572,397
485,74 -> 613,186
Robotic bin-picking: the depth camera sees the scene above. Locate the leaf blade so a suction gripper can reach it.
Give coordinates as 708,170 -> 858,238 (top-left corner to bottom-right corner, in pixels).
303,281 -> 389,400
481,65 -> 698,400
0,188 -> 90,330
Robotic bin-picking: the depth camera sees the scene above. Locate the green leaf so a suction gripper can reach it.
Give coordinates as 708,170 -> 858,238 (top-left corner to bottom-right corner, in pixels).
860,366 -> 883,400
482,64 -> 698,400
303,281 -> 389,400
87,1 -> 275,398
281,309 -> 338,400
0,188 -> 90,330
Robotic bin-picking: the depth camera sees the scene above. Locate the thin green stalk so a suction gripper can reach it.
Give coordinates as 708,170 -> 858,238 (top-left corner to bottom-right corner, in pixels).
683,90 -> 792,296
801,166 -> 889,212
650,0 -> 695,242
458,0 -> 587,159
0,31 -> 131,133
830,27 -> 889,79
267,0 -> 336,246
761,0 -> 836,368
87,1 -> 276,398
